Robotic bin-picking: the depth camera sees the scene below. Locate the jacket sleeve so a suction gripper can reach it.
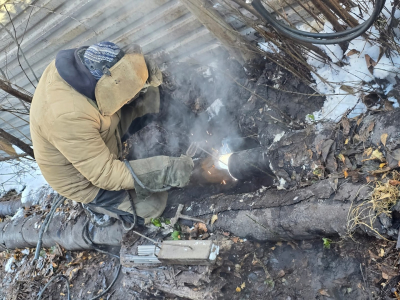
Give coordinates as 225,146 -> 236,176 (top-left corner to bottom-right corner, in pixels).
48,111 -> 135,191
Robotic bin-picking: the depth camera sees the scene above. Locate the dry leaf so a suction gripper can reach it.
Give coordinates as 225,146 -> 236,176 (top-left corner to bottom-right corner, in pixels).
236,287 -> 241,292
319,289 -> 331,297
276,242 -> 283,246
344,170 -> 349,178
382,272 -> 389,280
379,248 -> 385,257
381,133 -> 388,146
364,148 -> 373,157
370,167 -> 391,175
196,222 -> 207,233
0,138 -> 17,156
240,282 -> 246,289
211,214 -> 218,225
341,118 -> 351,135
340,85 -> 355,94
389,180 -> 400,186
338,154 -> 346,163
371,149 -> 384,162
231,237 -> 239,243
222,232 -> 230,237
365,54 -> 377,74
347,49 -> 360,56
380,163 -> 387,169
345,139 -> 349,145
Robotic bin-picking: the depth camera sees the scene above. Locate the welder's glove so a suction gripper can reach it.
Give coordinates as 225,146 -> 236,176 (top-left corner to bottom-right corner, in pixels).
128,155 -> 194,199
144,56 -> 163,87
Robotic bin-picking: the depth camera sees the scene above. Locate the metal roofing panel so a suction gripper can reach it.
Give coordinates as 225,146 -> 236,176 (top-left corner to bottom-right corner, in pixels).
0,0 -> 307,156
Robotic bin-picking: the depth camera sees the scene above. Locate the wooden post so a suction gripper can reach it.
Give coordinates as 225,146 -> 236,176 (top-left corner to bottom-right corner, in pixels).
0,129 -> 34,158
179,0 -> 261,65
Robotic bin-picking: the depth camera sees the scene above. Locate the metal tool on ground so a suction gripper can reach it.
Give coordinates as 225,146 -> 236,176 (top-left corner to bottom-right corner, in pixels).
121,240 -> 219,267
170,204 -> 208,226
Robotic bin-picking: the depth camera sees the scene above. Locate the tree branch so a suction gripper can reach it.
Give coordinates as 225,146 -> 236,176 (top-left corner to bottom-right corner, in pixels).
0,129 -> 34,158
0,79 -> 32,104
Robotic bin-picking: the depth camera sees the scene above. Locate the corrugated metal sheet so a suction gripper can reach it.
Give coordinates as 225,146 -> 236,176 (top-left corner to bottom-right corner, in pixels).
0,0 -> 311,157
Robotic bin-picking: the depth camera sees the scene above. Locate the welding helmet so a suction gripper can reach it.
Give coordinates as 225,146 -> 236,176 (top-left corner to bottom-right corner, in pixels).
94,44 -> 151,116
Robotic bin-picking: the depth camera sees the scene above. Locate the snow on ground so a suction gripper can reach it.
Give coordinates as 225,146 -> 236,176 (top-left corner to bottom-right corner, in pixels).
0,146 -> 49,202
304,1 -> 400,122
257,0 -> 400,122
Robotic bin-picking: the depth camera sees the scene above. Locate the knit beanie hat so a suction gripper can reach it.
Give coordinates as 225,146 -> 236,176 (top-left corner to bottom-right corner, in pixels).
83,42 -> 125,81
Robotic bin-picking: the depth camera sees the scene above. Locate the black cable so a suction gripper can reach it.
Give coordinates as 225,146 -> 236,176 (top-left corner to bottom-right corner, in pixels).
124,160 -> 171,193
32,195 -> 65,263
37,275 -> 71,300
81,218 -> 120,259
252,0 -> 386,44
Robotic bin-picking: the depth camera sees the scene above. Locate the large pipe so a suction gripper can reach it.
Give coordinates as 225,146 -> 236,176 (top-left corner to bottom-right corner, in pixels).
0,199 -> 23,217
227,147 -> 275,182
0,213 -> 124,251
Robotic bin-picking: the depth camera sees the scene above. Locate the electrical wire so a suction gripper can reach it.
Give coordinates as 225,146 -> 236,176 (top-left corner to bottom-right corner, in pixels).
123,160 -> 172,193
251,0 -> 386,44
32,195 -> 65,263
37,275 -> 70,300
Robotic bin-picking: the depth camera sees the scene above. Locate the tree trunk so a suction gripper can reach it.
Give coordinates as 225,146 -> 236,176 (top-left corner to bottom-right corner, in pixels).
0,129 -> 34,158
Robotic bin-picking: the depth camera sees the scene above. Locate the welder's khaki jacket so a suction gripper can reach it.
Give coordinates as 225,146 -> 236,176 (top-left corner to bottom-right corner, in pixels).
30,61 -> 155,203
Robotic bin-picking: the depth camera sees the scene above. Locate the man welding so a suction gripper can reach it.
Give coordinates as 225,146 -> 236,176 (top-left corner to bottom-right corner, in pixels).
30,42 -> 194,226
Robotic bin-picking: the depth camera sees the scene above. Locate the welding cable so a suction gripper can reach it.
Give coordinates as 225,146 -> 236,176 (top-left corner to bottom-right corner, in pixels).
251,0 -> 386,44
81,218 -> 121,259
121,192 -> 138,231
37,274 -> 71,300
32,195 -> 66,263
123,160 -> 172,193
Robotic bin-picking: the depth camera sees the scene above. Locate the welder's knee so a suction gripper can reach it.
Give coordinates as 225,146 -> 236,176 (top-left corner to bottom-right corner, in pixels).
121,190 -> 168,222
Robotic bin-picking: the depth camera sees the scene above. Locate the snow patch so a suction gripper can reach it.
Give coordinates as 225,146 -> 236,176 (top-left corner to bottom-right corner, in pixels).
273,131 -> 285,143
209,244 -> 220,261
5,257 -> 15,273
305,2 -> 400,122
277,177 -> 287,190
21,249 -> 30,255
11,207 -> 24,220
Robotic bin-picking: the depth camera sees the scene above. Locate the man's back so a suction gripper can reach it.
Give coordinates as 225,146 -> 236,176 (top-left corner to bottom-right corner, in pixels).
30,60 -> 133,203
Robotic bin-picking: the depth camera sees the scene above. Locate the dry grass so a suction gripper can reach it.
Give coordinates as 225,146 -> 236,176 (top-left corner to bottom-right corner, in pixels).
347,171 -> 400,240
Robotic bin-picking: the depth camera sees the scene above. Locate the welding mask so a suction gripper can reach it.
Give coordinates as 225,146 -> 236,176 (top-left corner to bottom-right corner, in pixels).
95,52 -> 149,116
94,44 -> 163,116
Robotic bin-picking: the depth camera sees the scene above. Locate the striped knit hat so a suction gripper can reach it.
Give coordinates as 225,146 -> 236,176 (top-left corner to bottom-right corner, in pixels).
83,42 -> 124,81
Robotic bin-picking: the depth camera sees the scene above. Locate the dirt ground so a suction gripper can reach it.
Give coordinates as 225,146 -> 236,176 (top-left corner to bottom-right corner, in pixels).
0,233 -> 399,300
